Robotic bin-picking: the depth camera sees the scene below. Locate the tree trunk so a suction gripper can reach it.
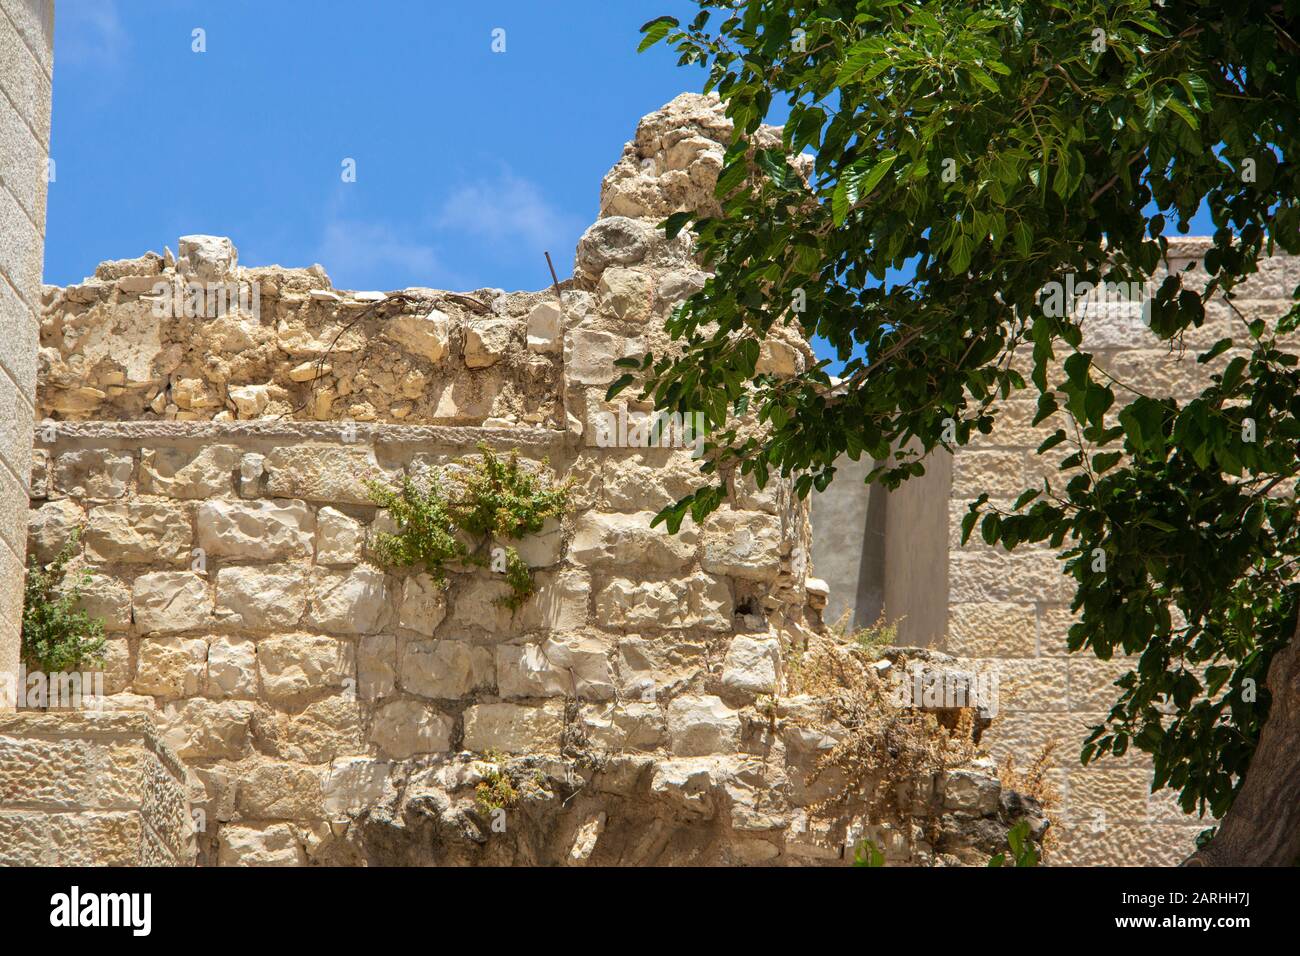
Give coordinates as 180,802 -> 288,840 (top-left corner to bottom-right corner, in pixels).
1184,616 -> 1300,866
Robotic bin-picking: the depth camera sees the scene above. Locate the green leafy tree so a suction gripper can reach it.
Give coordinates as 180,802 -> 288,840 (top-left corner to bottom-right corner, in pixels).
632,0 -> 1300,865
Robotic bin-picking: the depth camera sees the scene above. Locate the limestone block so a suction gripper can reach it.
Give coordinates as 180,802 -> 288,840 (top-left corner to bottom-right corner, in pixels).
132,572 -> 211,634
575,216 -> 652,276
601,450 -> 704,512
357,634 -> 397,700
759,337 -> 804,376
215,565 -> 308,630
384,309 -> 449,363
86,502 -> 193,565
598,267 -> 653,322
564,328 -> 638,385
139,445 -> 241,498
398,573 -> 447,635
449,570 -> 589,634
27,498 -> 85,563
657,268 -> 707,307
134,637 -> 208,698
65,571 -> 132,632
252,693 -> 365,764
579,702 -> 665,750
649,757 -> 728,818
196,499 -> 314,560
496,634 -> 614,700
53,449 -> 133,499
569,511 -> 698,570
720,634 -> 780,696
323,757 -> 391,816
513,516 -> 564,567
463,318 -> 517,369
525,301 -> 562,352
216,823 -> 305,866
228,383 -> 270,419
594,573 -> 732,632
307,565 -> 389,634
158,698 -> 253,760
949,551 -> 1074,603
400,639 -> 493,699
264,445 -> 392,504
316,506 -> 363,565
236,761 -> 325,820
462,701 -> 563,754
947,602 -> 1037,658
177,235 -> 237,280
30,449 -> 50,499
701,510 -> 784,582
206,635 -> 257,699
257,634 -> 355,702
370,700 -> 453,758
667,695 -> 741,756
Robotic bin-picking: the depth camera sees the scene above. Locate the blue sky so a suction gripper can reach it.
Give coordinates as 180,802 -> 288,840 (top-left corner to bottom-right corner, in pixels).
45,0 -> 723,296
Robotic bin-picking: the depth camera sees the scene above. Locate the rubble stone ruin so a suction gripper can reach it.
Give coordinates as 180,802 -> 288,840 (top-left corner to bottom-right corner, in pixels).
3,12 -> 1244,863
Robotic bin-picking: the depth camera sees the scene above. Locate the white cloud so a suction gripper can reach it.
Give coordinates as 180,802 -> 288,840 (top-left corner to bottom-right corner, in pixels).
316,220 -> 444,290
435,168 -> 580,256
58,1 -> 128,71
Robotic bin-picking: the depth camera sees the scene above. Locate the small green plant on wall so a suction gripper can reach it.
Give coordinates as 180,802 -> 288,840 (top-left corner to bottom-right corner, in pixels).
22,531 -> 106,674
365,443 -> 571,611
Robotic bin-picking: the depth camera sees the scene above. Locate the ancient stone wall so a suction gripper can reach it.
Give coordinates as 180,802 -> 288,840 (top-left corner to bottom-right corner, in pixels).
21,95 -> 1037,866
0,711 -> 194,865
0,0 -> 52,706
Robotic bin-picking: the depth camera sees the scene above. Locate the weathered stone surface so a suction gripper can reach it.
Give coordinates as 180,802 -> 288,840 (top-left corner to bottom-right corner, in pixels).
595,573 -> 732,632
565,329 -> 638,385
575,216 -> 653,277
513,516 -> 564,567
463,319 -> 516,369
28,498 -> 85,563
252,693 -> 365,764
598,267 -> 653,322
580,702 -> 665,750
384,309 -> 450,363
357,634 -> 397,700
701,510 -> 784,581
308,566 -> 389,634
398,573 -> 447,635
158,698 -> 253,760
569,511 -> 697,570
401,639 -> 492,699
135,637 -> 208,698
236,761 -> 325,820
525,301 -> 562,353
132,572 -> 211,633
66,571 -> 132,632
721,634 -> 780,696
496,634 -> 614,700
264,445 -> 392,504
323,757 -> 391,816
53,449 -> 133,499
316,506 -> 363,565
178,234 -> 237,280
197,499 -> 314,560
370,700 -> 452,758
139,445 -> 240,498
86,502 -> 193,565
257,634 -> 355,702
217,823 -> 305,866
462,702 -> 563,754
206,635 -> 257,699
667,695 -> 741,757
215,565 -> 307,630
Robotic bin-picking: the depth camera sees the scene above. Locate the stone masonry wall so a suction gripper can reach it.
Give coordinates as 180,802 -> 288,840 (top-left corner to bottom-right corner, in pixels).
945,239 -> 1297,864
0,711 -> 194,865
22,95 -> 1039,866
0,0 -> 52,704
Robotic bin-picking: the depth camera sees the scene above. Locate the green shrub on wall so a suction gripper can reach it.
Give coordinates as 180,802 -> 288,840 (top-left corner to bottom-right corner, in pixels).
22,530 -> 107,674
366,443 -> 570,611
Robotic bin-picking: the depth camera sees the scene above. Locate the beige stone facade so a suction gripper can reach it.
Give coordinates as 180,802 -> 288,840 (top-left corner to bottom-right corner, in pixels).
10,95 -> 1042,866
0,711 -> 194,864
0,0 -> 52,706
